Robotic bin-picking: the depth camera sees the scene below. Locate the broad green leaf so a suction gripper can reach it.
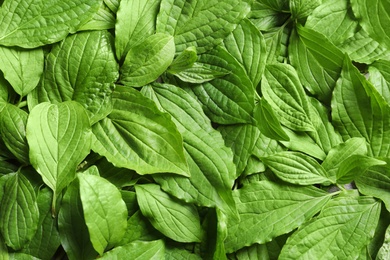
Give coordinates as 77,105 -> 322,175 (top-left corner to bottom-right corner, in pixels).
78,173 -> 128,255
115,0 -> 161,59
251,132 -> 286,160
165,247 -> 202,260
336,155 -> 386,184
289,0 -> 322,20
168,46 -> 198,74
31,30 -> 119,124
120,33 -> 175,87
249,2 -> 290,31
332,56 -> 390,157
92,86 -> 189,176
355,163 -> 390,211
305,0 -> 358,45
322,137 -> 367,180
377,224 -> 390,260
136,184 -> 203,243
0,0 -> 103,48
0,104 -> 29,164
156,0 -> 252,54
222,18 -> 267,87
262,151 -> 331,185
351,0 -> 390,51
21,188 -> 61,260
219,124 -> 260,176
254,99 -> 290,141
235,243 -> 269,260
369,60 -> 390,104
289,25 -> 344,103
142,84 -> 237,217
0,171 -> 39,250
172,62 -> 229,84
262,63 -> 315,132
279,194 -> 381,259
225,181 -> 331,253
100,240 -> 165,260
58,180 -> 98,260
95,157 -> 137,188
78,3 -> 115,31
0,46 -> 43,96
26,101 -> 92,204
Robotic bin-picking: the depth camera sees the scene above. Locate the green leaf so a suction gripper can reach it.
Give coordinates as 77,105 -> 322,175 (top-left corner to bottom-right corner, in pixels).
377,224 -> 390,260
78,3 -> 116,31
142,83 -> 237,217
26,101 -> 92,204
305,0 -> 358,45
0,171 -> 39,250
172,62 -> 229,84
0,46 -> 43,96
262,63 -> 315,132
136,184 -> 203,243
289,0 -> 321,20
156,0 -> 252,54
58,179 -> 98,260
31,30 -> 119,124
289,25 -> 344,103
262,151 -> 331,185
332,56 -> 390,157
100,240 -> 165,260
120,33 -> 175,87
251,132 -> 286,160
355,163 -> 390,212
235,243 -> 270,260
104,0 -> 120,13
0,233 -> 8,260
222,18 -> 267,87
279,194 -> 381,259
115,0 -> 161,60
0,104 -> 29,164
0,0 -> 103,48
336,155 -> 386,184
258,0 -> 289,11
92,86 -> 189,176
168,46 -> 198,74
249,2 -> 290,31
369,59 -> 390,104
225,181 -> 331,253
78,172 -> 128,255
165,247 -> 202,260
351,0 -> 390,51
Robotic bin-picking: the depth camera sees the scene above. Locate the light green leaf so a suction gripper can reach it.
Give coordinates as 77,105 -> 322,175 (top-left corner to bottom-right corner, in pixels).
120,33 -> 175,87
332,56 -> 390,157
0,104 -> 29,164
100,240 -> 165,260
136,184 -> 203,243
351,0 -> 390,51
0,46 -> 43,96
262,151 -> 331,185
305,0 -> 358,45
115,0 -> 161,60
289,0 -> 322,20
92,86 -> 189,176
251,132 -> 286,160
225,181 -> 331,253
0,171 -> 39,250
369,60 -> 390,104
58,179 -> 97,260
26,101 -> 92,203
289,25 -> 344,103
235,243 -> 269,260
263,25 -> 290,63
104,0 -> 120,13
31,30 -> 118,124
355,163 -> 390,212
168,46 -> 198,74
156,0 -> 252,54
0,0 -> 103,48
78,3 -> 115,31
142,84 -> 237,217
322,137 -> 367,180
222,18 -> 267,87
173,62 -> 229,84
262,63 -> 315,132
377,224 -> 390,260
336,155 -> 386,185
279,194 -> 381,259
165,247 -> 202,260
78,173 -> 128,255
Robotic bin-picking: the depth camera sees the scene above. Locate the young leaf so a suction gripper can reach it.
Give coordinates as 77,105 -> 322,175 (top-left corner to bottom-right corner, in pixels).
225,181 -> 331,253
262,151 -> 331,185
136,184 -> 203,243
120,33 -> 175,87
26,101 -> 92,205
92,86 -> 189,176
0,104 -> 29,164
279,194 -> 381,259
32,30 -> 119,124
262,63 -> 315,132
172,62 -> 229,84
156,0 -> 252,54
78,172 -> 128,255
0,0 -> 103,48
115,0 -> 161,59
0,46 -> 43,97
168,46 -> 198,74
100,240 -> 165,260
0,172 -> 39,250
